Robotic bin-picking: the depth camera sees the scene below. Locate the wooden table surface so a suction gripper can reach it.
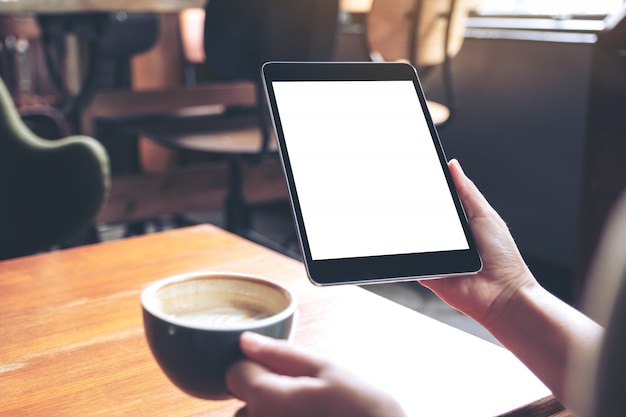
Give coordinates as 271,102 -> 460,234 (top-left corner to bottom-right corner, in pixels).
0,0 -> 204,14
0,225 -> 571,416
0,0 -> 370,14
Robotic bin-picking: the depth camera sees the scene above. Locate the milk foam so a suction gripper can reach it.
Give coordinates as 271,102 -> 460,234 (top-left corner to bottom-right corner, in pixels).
175,306 -> 271,326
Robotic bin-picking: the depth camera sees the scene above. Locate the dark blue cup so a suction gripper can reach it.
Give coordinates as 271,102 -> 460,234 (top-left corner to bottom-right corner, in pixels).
141,272 -> 296,400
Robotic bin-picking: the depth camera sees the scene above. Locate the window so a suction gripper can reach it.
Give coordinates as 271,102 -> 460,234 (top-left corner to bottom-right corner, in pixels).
477,0 -> 624,17
467,0 -> 624,42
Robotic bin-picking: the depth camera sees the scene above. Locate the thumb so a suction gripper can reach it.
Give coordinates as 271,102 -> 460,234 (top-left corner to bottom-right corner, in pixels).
447,158 -> 493,221
238,331 -> 328,377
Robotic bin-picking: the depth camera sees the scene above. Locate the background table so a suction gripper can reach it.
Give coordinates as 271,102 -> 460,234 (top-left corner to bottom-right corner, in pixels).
0,225 -> 570,416
0,0 -> 203,14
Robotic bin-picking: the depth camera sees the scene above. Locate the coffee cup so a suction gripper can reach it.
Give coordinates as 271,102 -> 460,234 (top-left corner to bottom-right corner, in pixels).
141,271 -> 297,400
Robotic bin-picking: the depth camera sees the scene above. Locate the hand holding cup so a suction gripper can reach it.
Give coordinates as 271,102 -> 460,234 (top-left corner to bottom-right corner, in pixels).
141,272 -> 297,400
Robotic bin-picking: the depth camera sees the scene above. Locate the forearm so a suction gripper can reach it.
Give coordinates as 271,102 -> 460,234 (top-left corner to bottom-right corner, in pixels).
481,276 -> 603,401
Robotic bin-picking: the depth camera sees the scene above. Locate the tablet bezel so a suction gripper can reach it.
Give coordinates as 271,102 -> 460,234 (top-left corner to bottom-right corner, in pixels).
262,61 -> 482,286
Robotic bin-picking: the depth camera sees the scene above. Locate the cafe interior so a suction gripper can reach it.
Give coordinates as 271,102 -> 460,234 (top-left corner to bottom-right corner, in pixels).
1,1 -> 626,412
2,0 -> 626,340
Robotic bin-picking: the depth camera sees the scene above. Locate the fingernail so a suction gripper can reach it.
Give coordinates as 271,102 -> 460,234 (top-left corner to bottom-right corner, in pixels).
450,158 -> 465,173
241,331 -> 270,352
455,159 -> 465,174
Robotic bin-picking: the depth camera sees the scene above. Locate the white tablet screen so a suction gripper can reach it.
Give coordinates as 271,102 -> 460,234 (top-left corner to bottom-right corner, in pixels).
272,80 -> 469,261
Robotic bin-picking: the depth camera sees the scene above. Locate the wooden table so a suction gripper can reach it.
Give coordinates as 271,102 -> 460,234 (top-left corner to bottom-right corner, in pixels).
0,225 -> 570,416
0,0 -> 204,14
0,0 -> 369,14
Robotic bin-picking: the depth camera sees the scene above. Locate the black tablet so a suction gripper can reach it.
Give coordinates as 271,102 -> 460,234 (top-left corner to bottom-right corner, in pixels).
262,62 -> 481,286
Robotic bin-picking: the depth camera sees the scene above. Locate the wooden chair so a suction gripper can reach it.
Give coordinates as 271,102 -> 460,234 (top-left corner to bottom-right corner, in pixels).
365,0 -> 477,126
94,0 -> 339,237
568,188 -> 626,417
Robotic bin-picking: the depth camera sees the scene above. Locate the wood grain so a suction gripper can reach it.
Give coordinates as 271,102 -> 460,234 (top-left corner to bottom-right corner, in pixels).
0,225 -> 568,416
0,0 -> 205,14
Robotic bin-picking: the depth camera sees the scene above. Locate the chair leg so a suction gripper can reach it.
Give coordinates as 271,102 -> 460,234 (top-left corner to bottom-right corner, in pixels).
224,158 -> 251,234
123,221 -> 150,237
60,224 -> 101,249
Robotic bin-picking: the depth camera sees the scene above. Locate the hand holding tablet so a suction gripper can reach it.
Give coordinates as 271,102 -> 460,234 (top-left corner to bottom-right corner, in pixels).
262,62 -> 481,285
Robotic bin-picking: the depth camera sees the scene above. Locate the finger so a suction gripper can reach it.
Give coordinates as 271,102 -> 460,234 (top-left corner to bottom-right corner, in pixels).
234,406 -> 249,417
448,159 -> 514,240
239,331 -> 327,377
226,360 -> 277,402
226,359 -> 323,406
447,159 -> 493,220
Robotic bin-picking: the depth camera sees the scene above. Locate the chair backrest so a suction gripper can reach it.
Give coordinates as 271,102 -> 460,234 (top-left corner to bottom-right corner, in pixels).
203,0 -> 339,81
34,12 -> 160,126
594,261 -> 626,417
0,76 -> 110,260
366,0 -> 472,68
566,188 -> 626,417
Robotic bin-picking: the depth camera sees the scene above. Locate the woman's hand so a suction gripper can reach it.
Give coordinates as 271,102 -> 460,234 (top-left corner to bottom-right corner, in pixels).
226,159 -> 604,410
226,332 -> 407,417
420,159 -> 539,324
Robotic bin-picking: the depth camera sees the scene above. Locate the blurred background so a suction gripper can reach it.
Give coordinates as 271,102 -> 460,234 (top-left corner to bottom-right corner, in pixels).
1,0 -> 625,340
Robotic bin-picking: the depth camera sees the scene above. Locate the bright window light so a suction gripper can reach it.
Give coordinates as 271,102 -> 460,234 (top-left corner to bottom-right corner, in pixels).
477,0 -> 624,16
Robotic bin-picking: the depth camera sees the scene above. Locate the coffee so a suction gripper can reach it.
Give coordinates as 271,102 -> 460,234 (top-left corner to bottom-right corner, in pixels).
151,276 -> 290,329
141,272 -> 296,400
171,305 -> 272,326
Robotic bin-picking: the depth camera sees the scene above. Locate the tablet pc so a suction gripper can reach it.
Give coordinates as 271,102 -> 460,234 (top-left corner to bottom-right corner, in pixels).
262,61 -> 481,286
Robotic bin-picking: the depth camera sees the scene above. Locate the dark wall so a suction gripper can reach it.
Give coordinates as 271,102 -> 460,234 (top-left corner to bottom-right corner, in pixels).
333,27 -> 594,301
421,37 -> 593,299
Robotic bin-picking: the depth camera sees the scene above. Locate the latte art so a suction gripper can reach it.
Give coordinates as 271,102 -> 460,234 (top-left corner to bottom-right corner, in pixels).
174,306 -> 272,326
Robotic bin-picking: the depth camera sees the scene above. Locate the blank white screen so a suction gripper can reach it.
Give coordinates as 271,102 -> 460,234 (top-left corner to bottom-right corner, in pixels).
272,80 -> 469,260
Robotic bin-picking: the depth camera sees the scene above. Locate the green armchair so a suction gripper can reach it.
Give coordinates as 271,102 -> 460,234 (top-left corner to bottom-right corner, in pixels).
0,77 -> 110,260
